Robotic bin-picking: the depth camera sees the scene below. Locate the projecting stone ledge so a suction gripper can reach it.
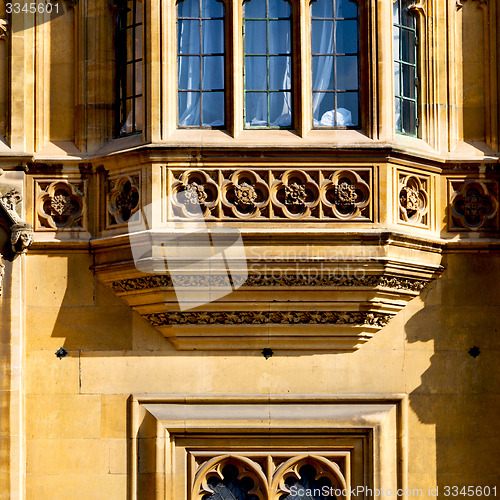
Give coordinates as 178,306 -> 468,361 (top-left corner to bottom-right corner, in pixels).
93,230 -> 443,351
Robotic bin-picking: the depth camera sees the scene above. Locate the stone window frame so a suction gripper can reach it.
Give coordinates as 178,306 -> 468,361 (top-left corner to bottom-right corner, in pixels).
129,394 -> 408,500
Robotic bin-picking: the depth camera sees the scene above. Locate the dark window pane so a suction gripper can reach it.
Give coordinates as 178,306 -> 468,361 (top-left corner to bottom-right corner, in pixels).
178,56 -> 201,89
202,91 -> 224,125
312,20 -> 333,53
311,0 -> 333,19
202,56 -> 224,89
245,56 -> 267,89
269,0 -> 291,18
245,20 -> 267,53
392,0 -> 399,23
394,62 -> 401,96
401,3 -> 415,28
269,56 -> 291,90
336,20 -> 358,54
337,91 -> 358,126
135,60 -> 143,94
178,20 -> 200,53
401,29 -> 415,64
313,92 -> 335,125
269,20 -> 291,53
134,96 -> 143,130
178,0 -> 199,17
135,2 -> 143,23
126,27 -> 134,61
245,92 -> 268,126
202,20 -> 224,53
393,27 -> 400,60
244,0 -> 266,18
402,64 -> 415,99
270,92 -> 292,126
395,97 -> 401,131
336,56 -> 358,90
179,92 -> 201,126
202,0 -> 224,18
335,0 -> 358,19
135,25 -> 143,59
126,64 -> 134,97
312,55 -> 334,90
402,98 -> 416,134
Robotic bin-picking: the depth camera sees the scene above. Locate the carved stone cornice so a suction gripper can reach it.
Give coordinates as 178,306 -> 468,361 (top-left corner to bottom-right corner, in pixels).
145,311 -> 392,328
110,274 -> 427,294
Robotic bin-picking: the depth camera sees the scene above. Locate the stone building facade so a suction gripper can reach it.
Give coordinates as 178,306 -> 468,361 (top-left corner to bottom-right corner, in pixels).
0,0 -> 499,498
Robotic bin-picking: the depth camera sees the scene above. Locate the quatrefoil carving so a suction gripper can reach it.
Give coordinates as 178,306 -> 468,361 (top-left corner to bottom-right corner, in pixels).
222,170 -> 269,218
36,181 -> 85,230
398,174 -> 429,226
271,170 -> 320,218
171,170 -> 219,218
322,170 -> 370,219
107,175 -> 140,225
450,180 -> 499,231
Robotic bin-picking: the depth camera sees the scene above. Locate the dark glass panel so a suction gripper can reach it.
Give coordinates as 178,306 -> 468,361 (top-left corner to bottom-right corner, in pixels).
202,91 -> 224,125
337,91 -> 358,126
336,20 -> 358,54
202,56 -> 224,89
202,20 -> 224,53
178,56 -> 201,89
336,55 -> 358,90
245,56 -> 267,89
178,19 -> 200,53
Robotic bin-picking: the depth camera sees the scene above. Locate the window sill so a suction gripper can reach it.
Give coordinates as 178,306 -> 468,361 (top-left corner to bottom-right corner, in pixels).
162,128 -> 376,148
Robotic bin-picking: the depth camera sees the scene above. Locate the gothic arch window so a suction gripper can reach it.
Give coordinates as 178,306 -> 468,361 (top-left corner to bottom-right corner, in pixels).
243,0 -> 293,129
310,0 -> 359,128
116,0 -> 143,135
177,0 -> 226,127
192,454 -> 348,500
393,0 -> 418,136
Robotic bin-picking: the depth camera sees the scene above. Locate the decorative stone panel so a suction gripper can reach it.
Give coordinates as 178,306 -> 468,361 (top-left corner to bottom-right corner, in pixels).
169,168 -> 373,221
448,179 -> 499,231
397,171 -> 430,228
106,174 -> 140,227
35,180 -> 86,231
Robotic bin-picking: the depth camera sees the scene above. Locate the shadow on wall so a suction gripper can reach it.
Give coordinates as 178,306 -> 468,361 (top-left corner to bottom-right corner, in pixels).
405,252 -> 500,491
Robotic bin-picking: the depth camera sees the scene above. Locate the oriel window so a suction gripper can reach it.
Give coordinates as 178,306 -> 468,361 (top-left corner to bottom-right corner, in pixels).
243,0 -> 293,128
311,0 -> 359,128
116,0 -> 143,135
177,0 -> 226,127
393,0 -> 418,136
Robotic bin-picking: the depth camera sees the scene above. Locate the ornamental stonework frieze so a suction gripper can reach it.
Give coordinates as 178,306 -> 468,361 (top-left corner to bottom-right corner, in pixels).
398,172 -> 429,227
168,168 -> 372,221
449,179 -> 499,231
171,170 -> 219,218
222,170 -> 269,218
145,310 -> 392,328
107,174 -> 140,227
35,180 -> 86,231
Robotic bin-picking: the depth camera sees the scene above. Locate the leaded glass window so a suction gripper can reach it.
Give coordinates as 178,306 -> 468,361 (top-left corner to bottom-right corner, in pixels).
281,464 -> 335,500
393,0 -> 417,136
311,0 -> 359,128
177,0 -> 226,127
243,0 -> 293,128
116,0 -> 143,135
202,464 -> 258,500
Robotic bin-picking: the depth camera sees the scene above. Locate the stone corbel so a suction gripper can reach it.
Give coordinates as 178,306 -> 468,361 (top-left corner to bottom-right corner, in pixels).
0,188 -> 33,253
